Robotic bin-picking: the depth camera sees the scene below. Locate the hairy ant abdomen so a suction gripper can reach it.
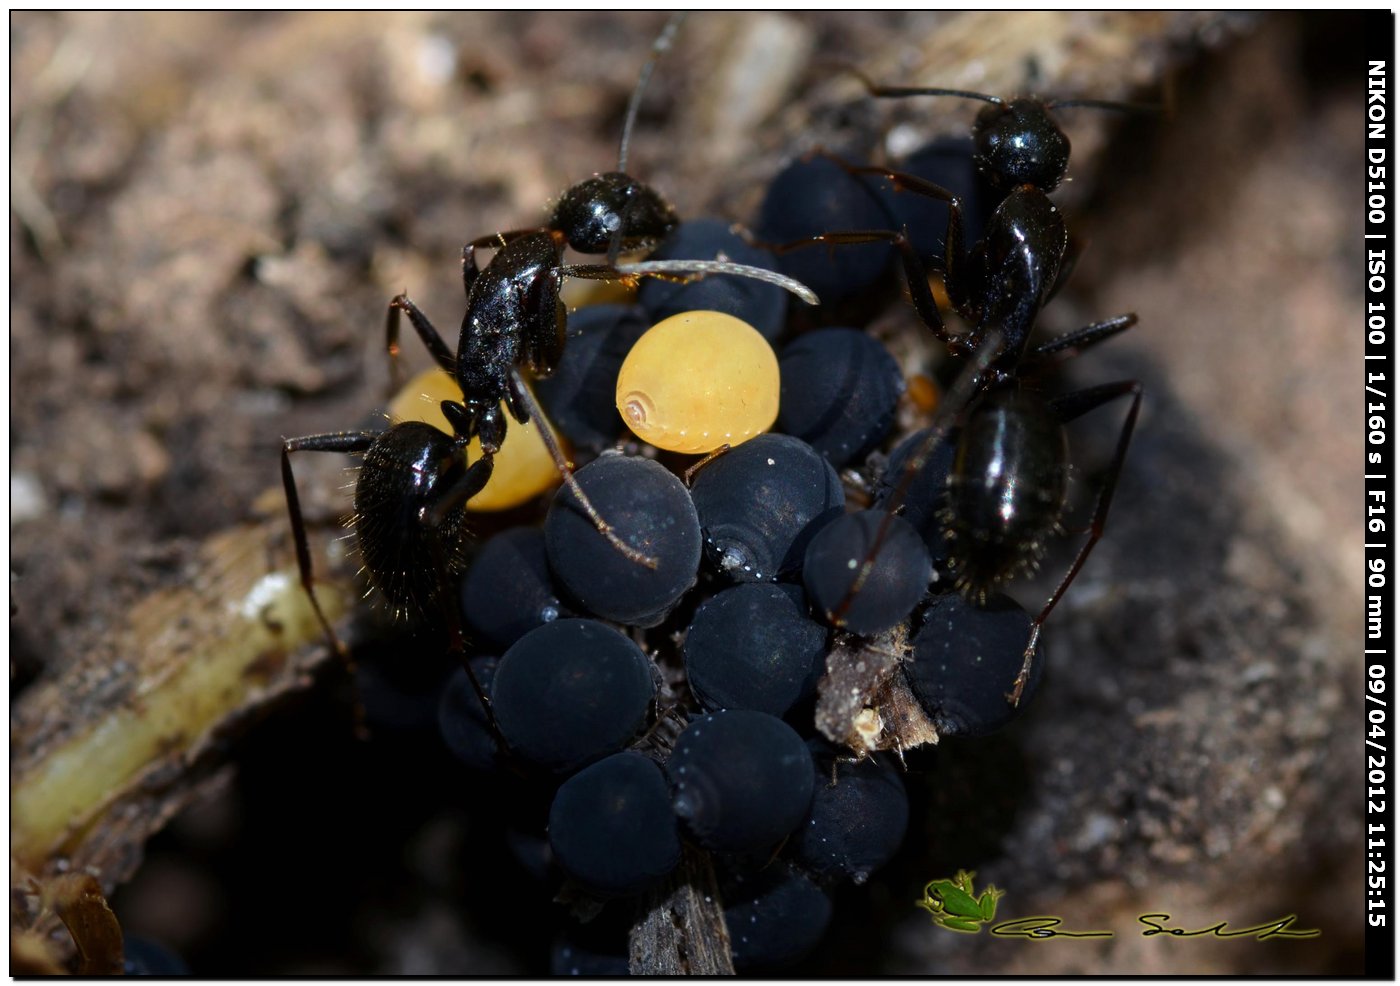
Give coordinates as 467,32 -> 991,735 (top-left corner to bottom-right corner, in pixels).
352,421 -> 479,619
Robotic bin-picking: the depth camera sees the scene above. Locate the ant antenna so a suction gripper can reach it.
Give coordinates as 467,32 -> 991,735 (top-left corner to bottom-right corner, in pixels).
617,12 -> 688,174
1046,96 -> 1160,115
839,64 -> 1003,107
844,64 -> 1161,118
615,258 -> 819,306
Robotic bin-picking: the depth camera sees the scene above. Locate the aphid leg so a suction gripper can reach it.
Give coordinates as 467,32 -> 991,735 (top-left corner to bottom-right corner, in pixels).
385,294 -> 456,394
281,431 -> 377,738
509,369 -> 661,570
683,444 -> 731,486
1008,379 -> 1143,706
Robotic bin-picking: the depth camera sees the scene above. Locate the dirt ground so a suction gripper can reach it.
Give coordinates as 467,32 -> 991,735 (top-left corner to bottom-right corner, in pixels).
10,11 -> 1371,975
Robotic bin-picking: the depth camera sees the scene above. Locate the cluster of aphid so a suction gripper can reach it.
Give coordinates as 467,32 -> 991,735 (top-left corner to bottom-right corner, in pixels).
281,18 -> 1144,974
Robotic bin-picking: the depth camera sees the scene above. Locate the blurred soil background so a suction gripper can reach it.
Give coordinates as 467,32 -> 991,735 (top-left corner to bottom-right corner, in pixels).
10,11 -> 1369,975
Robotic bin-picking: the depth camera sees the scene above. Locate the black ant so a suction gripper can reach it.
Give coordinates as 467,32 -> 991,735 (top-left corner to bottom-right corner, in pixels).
774,77 -> 1150,707
280,15 -> 814,704
380,13 -> 809,565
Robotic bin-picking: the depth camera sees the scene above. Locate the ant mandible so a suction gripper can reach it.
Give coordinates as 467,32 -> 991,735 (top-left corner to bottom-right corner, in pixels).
783,75 -> 1150,707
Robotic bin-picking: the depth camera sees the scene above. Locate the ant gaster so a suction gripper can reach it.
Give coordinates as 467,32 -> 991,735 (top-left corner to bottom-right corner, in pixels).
784,77 -> 1149,707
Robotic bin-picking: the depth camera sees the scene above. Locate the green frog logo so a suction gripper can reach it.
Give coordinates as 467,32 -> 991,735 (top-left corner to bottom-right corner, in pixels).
916,870 -> 1005,933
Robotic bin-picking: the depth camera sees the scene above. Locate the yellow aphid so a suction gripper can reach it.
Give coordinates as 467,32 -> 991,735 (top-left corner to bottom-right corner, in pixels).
615,311 -> 779,454
387,368 -> 560,512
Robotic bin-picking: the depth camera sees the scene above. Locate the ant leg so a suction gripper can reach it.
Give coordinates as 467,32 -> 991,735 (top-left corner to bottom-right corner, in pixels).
808,153 -> 971,315
419,450 -> 500,723
1046,233 -> 1085,303
509,369 -> 660,570
282,431 -> 377,737
830,330 -> 1002,625
1008,379 -> 1142,706
281,431 -> 376,657
1024,313 -> 1138,372
757,227 -> 957,345
385,295 -> 456,395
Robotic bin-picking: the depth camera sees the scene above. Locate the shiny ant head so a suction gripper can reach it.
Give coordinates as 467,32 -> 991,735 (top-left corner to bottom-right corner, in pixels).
550,14 -> 686,256
973,98 -> 1071,193
551,171 -> 679,255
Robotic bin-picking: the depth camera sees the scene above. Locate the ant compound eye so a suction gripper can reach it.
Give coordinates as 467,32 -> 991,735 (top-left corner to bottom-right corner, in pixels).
778,329 -> 904,469
636,219 -> 789,341
615,311 -> 780,454
667,710 -> 814,853
544,454 -> 701,626
682,583 -> 827,717
548,751 -> 681,898
459,527 -> 571,650
492,618 -> 655,773
803,509 -> 932,636
722,863 -> 833,972
689,433 -> 844,583
905,592 -> 1045,736
388,368 -> 560,511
